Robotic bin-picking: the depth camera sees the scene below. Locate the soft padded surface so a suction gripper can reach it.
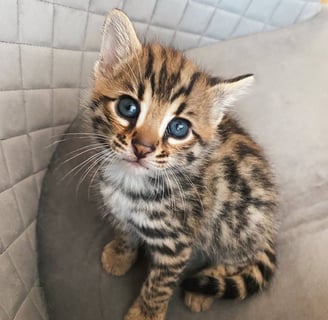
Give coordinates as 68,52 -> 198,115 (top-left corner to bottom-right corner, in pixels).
0,1 -> 321,319
38,7 -> 328,320
1,2 -> 321,318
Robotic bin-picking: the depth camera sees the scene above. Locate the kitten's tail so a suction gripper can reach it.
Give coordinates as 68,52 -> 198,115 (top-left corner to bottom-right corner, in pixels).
181,249 -> 276,299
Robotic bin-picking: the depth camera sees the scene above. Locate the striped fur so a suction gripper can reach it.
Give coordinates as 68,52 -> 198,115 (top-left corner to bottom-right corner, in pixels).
90,9 -> 278,320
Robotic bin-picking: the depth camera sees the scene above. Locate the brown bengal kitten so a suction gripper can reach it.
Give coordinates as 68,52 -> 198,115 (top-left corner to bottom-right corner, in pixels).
90,9 -> 278,320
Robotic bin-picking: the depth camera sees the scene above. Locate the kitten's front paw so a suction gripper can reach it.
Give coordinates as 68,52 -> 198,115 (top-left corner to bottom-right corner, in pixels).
124,299 -> 166,320
101,240 -> 137,276
184,292 -> 214,313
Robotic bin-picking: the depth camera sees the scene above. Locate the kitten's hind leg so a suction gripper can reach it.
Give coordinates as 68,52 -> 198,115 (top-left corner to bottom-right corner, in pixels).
182,249 -> 277,312
101,232 -> 138,276
183,265 -> 235,312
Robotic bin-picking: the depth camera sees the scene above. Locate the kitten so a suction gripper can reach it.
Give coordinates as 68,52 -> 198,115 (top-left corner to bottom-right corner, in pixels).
90,9 -> 278,320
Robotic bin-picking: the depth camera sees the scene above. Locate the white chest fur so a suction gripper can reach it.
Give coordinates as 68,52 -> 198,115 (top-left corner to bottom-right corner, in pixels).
100,164 -> 160,228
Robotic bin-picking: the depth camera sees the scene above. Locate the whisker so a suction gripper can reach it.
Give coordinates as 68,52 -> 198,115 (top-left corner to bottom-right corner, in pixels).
76,151 -> 116,196
87,152 -> 117,198
59,150 -> 108,182
47,132 -> 109,148
62,142 -> 107,157
57,145 -> 106,168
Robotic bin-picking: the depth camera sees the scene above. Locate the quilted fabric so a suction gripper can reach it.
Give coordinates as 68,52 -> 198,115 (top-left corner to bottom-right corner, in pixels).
37,7 -> 328,320
0,0 -> 321,319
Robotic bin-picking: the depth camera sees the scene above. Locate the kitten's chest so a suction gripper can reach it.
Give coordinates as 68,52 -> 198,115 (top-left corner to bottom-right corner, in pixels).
100,181 -> 162,226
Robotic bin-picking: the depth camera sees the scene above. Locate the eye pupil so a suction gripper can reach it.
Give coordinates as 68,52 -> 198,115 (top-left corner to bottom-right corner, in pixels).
117,97 -> 139,119
167,118 -> 190,139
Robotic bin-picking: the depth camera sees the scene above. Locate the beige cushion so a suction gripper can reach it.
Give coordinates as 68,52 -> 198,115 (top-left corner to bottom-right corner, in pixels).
38,7 -> 328,320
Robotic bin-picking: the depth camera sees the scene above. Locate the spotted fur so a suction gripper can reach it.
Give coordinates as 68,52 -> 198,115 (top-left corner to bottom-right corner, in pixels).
89,9 -> 278,320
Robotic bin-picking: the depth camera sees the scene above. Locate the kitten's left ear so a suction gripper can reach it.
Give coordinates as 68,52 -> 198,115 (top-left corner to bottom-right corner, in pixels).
210,74 -> 254,120
96,9 -> 141,74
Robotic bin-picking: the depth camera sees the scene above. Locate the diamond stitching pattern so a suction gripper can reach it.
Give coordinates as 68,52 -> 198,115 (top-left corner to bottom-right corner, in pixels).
0,0 -> 321,319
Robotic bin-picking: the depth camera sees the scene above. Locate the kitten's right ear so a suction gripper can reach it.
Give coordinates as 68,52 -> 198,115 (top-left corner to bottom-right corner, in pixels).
96,9 -> 141,74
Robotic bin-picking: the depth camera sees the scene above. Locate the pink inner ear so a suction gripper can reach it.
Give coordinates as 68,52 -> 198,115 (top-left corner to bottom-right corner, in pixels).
101,25 -> 121,69
100,11 -> 141,71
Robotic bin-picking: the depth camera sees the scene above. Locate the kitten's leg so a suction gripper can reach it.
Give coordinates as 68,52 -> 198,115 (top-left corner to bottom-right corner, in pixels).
101,231 -> 138,276
124,247 -> 192,320
183,265 -> 237,312
182,249 -> 277,312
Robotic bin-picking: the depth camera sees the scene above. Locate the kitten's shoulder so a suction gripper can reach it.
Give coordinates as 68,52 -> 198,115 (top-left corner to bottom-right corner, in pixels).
216,115 -> 268,165
217,115 -> 250,143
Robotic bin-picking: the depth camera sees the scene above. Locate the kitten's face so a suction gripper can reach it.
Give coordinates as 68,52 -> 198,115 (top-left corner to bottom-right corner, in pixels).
90,10 -> 253,177
92,45 -> 220,175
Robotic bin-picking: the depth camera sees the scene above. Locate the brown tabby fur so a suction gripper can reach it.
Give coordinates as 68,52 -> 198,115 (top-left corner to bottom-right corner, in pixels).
89,9 -> 278,320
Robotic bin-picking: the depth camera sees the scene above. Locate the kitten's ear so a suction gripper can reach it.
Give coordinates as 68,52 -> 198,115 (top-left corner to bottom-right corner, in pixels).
209,74 -> 254,122
96,9 -> 141,74
212,74 -> 254,107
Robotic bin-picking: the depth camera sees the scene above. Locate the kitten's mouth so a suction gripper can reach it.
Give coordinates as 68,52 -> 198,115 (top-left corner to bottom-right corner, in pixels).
122,157 -> 149,170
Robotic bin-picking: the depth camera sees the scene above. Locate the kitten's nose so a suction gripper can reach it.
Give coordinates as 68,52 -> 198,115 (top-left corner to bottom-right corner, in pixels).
132,139 -> 155,159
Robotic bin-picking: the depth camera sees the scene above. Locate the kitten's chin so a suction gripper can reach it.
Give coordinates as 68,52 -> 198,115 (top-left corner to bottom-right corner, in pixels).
120,158 -> 150,176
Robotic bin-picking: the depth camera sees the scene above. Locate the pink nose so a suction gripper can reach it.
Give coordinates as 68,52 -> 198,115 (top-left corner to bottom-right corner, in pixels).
132,139 -> 155,159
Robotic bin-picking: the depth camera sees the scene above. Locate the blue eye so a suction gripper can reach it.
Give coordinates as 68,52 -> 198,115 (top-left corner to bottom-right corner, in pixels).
117,97 -> 139,119
167,118 -> 190,139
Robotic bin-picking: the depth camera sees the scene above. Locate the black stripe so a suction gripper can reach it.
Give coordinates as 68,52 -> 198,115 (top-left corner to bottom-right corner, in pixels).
130,222 -> 179,240
92,116 -> 107,130
138,83 -> 145,100
264,249 -> 277,265
151,296 -> 171,304
250,198 -> 276,209
153,260 -> 187,271
185,72 -> 201,95
251,167 -> 274,189
90,96 -> 116,111
113,140 -> 125,150
222,156 -> 239,187
206,76 -> 220,87
222,278 -> 240,299
117,134 -> 127,146
150,72 -> 156,95
235,142 -> 263,160
145,46 -> 154,79
192,129 -> 205,146
157,60 -> 167,96
242,273 -> 260,296
186,151 -> 196,163
148,211 -> 167,220
181,276 -> 219,295
152,268 -> 180,278
257,261 -> 274,282
123,186 -> 171,202
143,288 -> 169,300
155,153 -> 168,158
225,73 -> 253,83
217,116 -> 248,143
89,99 -> 100,111
148,242 -> 187,256
167,71 -> 181,94
161,279 -> 177,288
139,298 -> 161,312
102,108 -> 113,126
170,86 -> 186,103
175,102 -> 187,116
165,57 -> 185,97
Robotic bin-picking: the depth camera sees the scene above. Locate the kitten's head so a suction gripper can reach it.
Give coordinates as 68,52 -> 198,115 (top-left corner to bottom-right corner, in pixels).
91,9 -> 253,177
